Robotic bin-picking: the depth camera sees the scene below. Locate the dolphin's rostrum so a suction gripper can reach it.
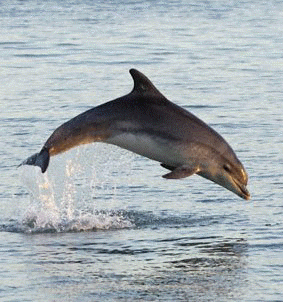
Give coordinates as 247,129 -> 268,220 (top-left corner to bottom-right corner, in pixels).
21,69 -> 250,200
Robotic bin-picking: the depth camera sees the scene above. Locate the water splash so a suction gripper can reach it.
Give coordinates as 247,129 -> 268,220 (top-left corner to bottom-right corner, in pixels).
19,148 -> 135,233
22,208 -> 133,233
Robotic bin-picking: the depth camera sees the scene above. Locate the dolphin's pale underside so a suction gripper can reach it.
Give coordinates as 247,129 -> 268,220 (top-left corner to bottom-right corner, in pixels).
21,69 -> 250,200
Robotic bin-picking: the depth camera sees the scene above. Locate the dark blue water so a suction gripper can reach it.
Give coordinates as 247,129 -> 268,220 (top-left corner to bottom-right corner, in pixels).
1,1 -> 283,301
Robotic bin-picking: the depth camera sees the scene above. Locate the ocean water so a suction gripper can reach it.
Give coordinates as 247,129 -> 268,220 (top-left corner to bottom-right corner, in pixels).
1,0 -> 283,301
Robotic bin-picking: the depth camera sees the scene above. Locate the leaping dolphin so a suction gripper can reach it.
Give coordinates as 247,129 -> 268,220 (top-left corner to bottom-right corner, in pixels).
21,69 -> 250,200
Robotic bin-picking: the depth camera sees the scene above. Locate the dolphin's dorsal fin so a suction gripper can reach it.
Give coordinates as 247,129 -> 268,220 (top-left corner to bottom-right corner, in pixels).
129,69 -> 165,98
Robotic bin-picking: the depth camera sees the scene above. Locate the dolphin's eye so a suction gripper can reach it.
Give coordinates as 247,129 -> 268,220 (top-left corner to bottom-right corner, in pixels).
223,164 -> 231,173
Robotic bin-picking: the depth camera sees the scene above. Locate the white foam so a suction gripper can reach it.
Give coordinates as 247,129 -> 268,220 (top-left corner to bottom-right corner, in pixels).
22,208 -> 133,233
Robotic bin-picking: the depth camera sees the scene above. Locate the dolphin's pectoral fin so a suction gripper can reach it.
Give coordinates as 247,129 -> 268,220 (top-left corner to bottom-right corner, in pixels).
162,165 -> 200,179
160,163 -> 175,171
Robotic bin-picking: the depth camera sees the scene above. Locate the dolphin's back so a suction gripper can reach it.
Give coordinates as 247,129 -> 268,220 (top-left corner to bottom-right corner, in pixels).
94,92 -> 238,164
21,68 -> 240,174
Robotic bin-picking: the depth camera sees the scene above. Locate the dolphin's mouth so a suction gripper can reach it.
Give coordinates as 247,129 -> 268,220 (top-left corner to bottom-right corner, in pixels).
232,177 -> 250,200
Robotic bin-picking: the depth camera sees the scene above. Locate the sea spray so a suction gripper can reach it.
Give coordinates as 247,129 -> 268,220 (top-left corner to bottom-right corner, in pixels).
20,145 -> 135,233
60,159 -> 78,222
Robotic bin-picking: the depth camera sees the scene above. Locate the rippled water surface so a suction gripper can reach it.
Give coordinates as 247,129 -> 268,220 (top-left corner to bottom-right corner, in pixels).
1,1 -> 283,301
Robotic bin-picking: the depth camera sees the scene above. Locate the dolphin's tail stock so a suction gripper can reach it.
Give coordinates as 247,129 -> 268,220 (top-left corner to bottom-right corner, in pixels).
20,147 -> 50,173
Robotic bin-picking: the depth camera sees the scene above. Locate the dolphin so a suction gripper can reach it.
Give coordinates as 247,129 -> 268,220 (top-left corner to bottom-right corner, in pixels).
21,69 -> 250,200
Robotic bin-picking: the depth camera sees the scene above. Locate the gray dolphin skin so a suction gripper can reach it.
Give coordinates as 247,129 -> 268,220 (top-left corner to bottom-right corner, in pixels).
21,69 -> 250,200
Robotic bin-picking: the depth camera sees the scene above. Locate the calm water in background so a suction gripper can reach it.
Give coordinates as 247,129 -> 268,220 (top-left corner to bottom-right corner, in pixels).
1,1 -> 283,301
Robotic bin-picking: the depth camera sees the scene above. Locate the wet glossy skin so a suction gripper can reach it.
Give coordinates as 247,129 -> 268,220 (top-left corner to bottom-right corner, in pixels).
21,69 -> 250,200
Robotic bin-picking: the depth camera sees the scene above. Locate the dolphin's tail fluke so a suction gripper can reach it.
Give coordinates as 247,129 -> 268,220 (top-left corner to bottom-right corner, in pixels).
19,147 -> 50,173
